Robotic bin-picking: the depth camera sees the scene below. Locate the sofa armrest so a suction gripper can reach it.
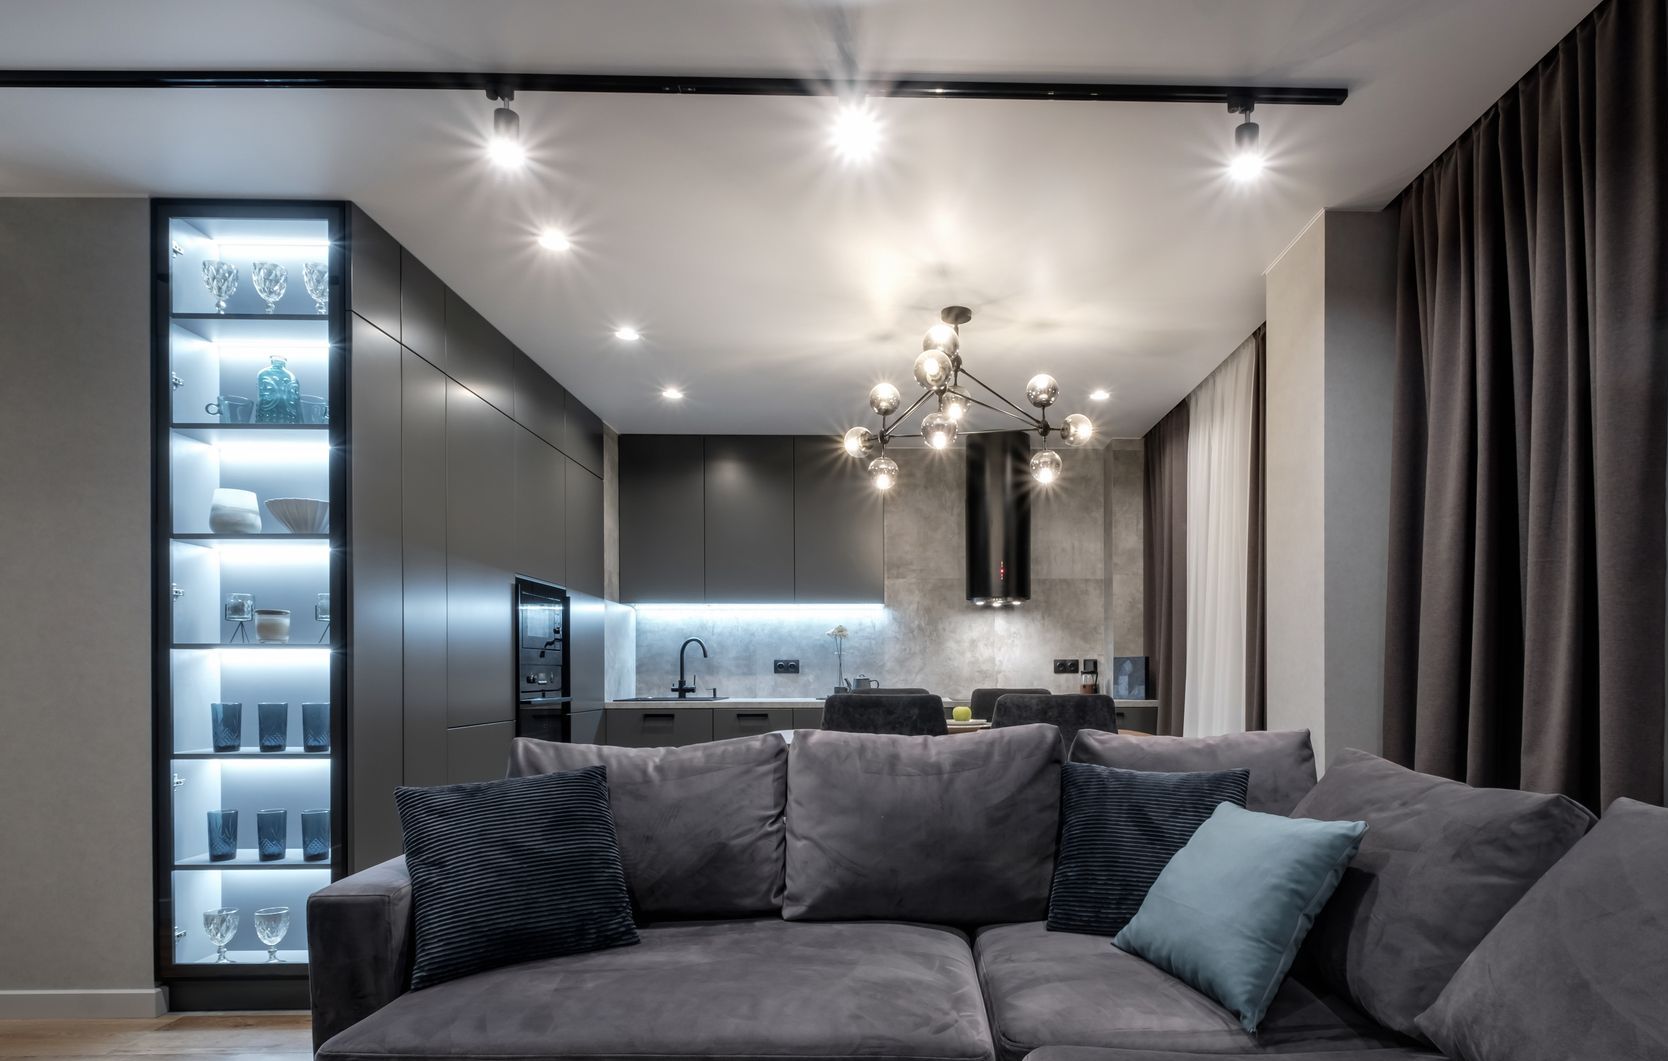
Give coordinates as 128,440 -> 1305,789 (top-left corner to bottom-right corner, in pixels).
307,856 -> 415,1050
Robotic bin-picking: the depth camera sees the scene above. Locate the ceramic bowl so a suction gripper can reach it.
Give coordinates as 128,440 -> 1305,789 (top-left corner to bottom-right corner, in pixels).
209,488 -> 262,534
265,497 -> 329,534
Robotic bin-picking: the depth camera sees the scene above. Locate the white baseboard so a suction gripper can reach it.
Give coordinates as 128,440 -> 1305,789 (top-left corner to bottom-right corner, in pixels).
0,988 -> 168,1019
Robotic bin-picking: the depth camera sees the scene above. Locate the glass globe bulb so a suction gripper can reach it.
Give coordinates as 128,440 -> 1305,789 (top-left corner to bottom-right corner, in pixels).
942,385 -> 971,422
868,455 -> 899,491
868,382 -> 902,416
842,426 -> 877,459
1030,448 -> 1063,484
913,351 -> 952,389
922,411 -> 958,450
922,322 -> 960,356
1061,413 -> 1094,447
1025,373 -> 1060,408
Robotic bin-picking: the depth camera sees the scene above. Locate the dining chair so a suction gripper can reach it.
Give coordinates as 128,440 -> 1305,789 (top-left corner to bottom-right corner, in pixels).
968,687 -> 1050,719
990,692 -> 1118,751
821,693 -> 948,736
849,687 -> 931,695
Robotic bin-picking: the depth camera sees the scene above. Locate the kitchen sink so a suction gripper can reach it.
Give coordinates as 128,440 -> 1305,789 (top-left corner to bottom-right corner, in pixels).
614,695 -> 730,702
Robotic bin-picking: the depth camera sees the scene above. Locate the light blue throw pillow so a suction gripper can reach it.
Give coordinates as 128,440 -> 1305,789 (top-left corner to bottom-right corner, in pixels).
1112,801 -> 1366,1032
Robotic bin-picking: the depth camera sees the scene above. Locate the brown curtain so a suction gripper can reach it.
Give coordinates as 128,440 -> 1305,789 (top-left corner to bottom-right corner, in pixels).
1384,0 -> 1667,810
1144,402 -> 1189,736
1245,325 -> 1268,731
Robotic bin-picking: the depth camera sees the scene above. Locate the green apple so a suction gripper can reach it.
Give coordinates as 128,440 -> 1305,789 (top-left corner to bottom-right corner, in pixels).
952,705 -> 973,722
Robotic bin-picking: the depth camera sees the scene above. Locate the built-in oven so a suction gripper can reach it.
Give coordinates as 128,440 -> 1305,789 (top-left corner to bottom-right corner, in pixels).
515,577 -> 571,742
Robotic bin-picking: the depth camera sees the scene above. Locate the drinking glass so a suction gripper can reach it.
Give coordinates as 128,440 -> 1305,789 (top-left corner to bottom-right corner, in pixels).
203,908 -> 239,964
302,809 -> 330,861
250,261 -> 287,313
302,261 -> 328,314
258,702 -> 289,752
254,907 -> 291,963
207,809 -> 238,862
257,808 -> 287,861
201,260 -> 238,314
302,702 -> 330,753
210,702 -> 243,752
299,394 -> 329,424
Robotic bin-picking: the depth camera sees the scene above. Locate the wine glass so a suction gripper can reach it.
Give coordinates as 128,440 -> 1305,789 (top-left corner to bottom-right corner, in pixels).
251,262 -> 288,314
203,908 -> 239,964
302,261 -> 328,314
201,261 -> 239,314
253,906 -> 291,963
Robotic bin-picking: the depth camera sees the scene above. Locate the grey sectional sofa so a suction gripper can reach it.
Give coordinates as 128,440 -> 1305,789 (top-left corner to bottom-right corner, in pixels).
307,725 -> 1653,1061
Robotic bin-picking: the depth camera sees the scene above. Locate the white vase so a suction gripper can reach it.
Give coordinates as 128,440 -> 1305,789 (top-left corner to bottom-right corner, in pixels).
209,488 -> 262,534
254,609 -> 292,643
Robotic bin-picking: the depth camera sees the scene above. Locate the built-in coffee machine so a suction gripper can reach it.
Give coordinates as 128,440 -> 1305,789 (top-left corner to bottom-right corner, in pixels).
515,577 -> 571,742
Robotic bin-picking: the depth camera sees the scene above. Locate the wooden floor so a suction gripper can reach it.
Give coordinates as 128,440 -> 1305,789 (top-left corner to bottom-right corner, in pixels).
0,1013 -> 311,1061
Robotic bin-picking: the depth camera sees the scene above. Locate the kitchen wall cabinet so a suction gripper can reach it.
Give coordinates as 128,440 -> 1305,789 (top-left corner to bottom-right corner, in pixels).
401,350 -> 449,789
444,289 -> 514,416
445,381 -> 516,727
618,434 -> 705,602
565,463 -> 604,598
399,249 -> 445,369
793,436 -> 884,602
515,425 -> 566,585
350,207 -> 400,341
565,390 -> 606,477
513,348 -> 567,452
704,436 -> 795,601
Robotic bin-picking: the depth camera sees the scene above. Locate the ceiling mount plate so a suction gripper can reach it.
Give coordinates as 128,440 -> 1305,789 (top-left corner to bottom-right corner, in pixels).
941,305 -> 973,326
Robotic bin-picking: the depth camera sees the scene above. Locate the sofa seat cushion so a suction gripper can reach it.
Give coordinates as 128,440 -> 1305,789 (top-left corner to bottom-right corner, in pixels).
975,922 -> 1405,1060
1023,1049 -> 1445,1061
318,917 -> 995,1061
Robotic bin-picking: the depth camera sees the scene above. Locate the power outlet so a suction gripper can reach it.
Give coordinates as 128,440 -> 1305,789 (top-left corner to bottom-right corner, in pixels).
773,659 -> 800,674
1053,658 -> 1080,674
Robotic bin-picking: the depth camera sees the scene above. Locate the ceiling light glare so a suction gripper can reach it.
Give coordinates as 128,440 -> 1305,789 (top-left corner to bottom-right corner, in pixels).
661,386 -> 684,400
537,229 -> 571,252
1229,116 -> 1263,182
614,326 -> 641,342
1089,388 -> 1111,401
830,101 -> 882,164
487,99 -> 525,169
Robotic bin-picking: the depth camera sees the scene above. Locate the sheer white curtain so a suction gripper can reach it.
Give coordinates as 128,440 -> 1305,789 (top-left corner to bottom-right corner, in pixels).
1182,335 -> 1258,736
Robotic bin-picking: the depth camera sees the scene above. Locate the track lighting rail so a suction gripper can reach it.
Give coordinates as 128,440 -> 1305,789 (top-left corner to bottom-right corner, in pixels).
0,69 -> 1347,106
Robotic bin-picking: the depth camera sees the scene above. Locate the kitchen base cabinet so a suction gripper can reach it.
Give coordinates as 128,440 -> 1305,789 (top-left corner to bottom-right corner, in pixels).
570,708 -> 606,745
606,709 -> 713,748
792,707 -> 825,730
712,707 -> 794,740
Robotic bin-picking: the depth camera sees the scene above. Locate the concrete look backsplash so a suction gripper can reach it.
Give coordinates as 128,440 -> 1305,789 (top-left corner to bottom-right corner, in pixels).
632,448 -> 1115,700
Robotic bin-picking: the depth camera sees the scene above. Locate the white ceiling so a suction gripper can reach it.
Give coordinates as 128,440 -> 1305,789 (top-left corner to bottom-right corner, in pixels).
0,0 -> 1596,436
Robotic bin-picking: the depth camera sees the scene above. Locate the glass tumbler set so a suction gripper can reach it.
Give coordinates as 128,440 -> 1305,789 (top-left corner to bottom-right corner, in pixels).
210,701 -> 330,752
206,807 -> 329,862
200,258 -> 328,314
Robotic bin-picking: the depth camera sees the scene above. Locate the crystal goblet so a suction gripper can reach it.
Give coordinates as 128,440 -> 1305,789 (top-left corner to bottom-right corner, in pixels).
203,908 -> 239,964
302,261 -> 328,314
201,261 -> 239,314
253,906 -> 291,963
251,261 -> 288,314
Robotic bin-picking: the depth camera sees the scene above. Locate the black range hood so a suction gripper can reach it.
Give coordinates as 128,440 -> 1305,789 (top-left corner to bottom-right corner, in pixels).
966,431 -> 1033,606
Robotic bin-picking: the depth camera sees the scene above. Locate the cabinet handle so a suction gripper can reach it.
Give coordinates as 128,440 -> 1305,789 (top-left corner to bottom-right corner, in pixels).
737,713 -> 770,722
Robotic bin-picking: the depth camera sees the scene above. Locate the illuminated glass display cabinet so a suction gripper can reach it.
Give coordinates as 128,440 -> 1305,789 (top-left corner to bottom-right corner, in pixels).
152,200 -> 348,1003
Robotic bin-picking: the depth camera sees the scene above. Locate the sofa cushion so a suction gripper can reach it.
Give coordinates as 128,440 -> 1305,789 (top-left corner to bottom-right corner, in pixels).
1069,730 -> 1317,814
508,734 -> 786,917
1023,1049 -> 1446,1061
1047,763 -> 1249,936
317,917 -> 995,1061
394,767 -> 638,990
975,922 -> 1408,1060
1415,797 -> 1668,1061
784,724 -> 1061,923
1290,749 -> 1596,1043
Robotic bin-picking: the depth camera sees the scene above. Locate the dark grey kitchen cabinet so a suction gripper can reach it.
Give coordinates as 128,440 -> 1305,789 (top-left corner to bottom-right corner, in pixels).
349,316 -> 406,869
564,392 -> 606,477
444,289 -> 514,415
571,708 -> 606,745
712,706 -> 795,740
446,722 -> 514,783
402,350 -> 449,787
350,206 -> 401,342
793,436 -> 884,601
564,462 -> 604,598
793,707 -> 825,730
446,381 -> 516,727
607,708 -> 712,748
568,589 -> 606,713
399,249 -> 445,369
514,425 -> 566,586
512,348 -> 567,452
618,434 -> 705,602
705,436 -> 795,601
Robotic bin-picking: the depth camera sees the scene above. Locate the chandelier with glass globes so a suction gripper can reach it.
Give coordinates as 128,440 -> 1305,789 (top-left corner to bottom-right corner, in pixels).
841,306 -> 1095,490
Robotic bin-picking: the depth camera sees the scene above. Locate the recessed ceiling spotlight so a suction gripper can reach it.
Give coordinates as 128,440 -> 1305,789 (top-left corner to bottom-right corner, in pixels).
661,386 -> 684,401
537,229 -> 571,252
1089,388 -> 1111,401
1227,99 -> 1263,182
614,326 -> 641,342
486,88 -> 525,169
830,100 -> 882,164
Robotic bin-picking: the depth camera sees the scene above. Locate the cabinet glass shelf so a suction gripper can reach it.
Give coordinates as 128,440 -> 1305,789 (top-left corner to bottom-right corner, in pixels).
176,850 -> 332,870
174,748 -> 329,760
172,312 -> 326,322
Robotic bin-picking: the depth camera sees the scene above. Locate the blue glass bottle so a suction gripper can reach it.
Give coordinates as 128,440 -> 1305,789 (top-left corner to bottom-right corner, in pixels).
254,356 -> 301,424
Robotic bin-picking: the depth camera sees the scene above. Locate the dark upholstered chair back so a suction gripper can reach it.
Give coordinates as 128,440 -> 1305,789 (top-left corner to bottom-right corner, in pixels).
969,687 -> 1051,718
821,693 -> 948,736
849,687 -> 930,695
990,693 -> 1118,751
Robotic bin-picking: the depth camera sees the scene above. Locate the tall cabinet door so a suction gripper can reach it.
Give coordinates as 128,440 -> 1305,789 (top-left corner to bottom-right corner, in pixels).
565,461 -> 603,598
402,350 -> 448,787
794,436 -> 884,601
445,382 -> 515,727
515,426 -> 566,587
704,436 -> 794,601
618,435 -> 704,602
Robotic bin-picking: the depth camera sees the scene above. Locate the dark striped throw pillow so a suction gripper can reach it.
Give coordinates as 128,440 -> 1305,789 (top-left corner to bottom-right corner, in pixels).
395,765 -> 639,990
1047,761 -> 1249,936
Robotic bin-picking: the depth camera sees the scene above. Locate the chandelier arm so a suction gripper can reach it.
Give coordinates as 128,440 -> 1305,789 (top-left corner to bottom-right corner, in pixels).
956,366 -> 1039,422
886,388 -> 937,429
959,393 -> 1046,431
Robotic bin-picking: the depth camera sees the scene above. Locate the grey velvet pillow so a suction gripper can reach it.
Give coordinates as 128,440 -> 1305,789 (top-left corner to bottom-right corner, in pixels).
1291,749 -> 1596,1043
784,724 -> 1062,923
1070,729 -> 1317,814
508,734 -> 787,918
1416,798 -> 1668,1061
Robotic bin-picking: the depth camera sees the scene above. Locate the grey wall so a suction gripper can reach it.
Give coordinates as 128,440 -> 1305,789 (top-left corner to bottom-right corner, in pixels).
0,199 -> 162,1016
1265,209 -> 1397,767
633,447 -> 1108,699
1103,439 -> 1145,666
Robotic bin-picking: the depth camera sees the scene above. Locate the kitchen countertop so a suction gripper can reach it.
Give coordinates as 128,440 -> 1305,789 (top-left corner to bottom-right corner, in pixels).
604,697 -> 827,709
